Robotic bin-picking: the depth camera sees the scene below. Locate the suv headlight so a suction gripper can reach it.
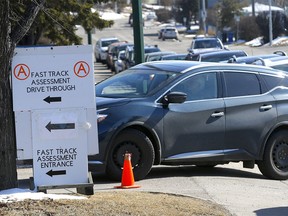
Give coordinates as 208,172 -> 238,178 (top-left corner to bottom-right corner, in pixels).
97,113 -> 108,123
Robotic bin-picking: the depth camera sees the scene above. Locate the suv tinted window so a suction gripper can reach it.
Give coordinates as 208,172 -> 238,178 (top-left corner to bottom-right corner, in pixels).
171,73 -> 217,101
102,39 -> 119,47
262,74 -> 288,90
271,64 -> 288,72
224,72 -> 261,97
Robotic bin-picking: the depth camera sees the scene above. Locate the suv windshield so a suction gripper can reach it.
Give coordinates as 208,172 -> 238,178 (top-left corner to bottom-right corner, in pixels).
102,39 -> 119,47
96,68 -> 179,98
194,39 -> 222,49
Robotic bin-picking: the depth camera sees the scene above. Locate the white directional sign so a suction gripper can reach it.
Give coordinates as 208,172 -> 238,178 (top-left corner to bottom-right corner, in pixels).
12,46 -> 95,111
12,45 -> 98,189
32,109 -> 88,186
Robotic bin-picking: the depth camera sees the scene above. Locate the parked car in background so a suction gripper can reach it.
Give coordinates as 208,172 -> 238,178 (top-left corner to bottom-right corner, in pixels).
160,53 -> 187,60
161,26 -> 179,41
114,50 -> 126,74
94,37 -> 119,63
144,51 -> 176,62
188,36 -> 226,54
123,45 -> 161,69
146,11 -> 157,20
196,50 -> 248,62
106,42 -> 133,72
158,24 -> 186,38
90,60 -> 288,181
106,41 -> 129,70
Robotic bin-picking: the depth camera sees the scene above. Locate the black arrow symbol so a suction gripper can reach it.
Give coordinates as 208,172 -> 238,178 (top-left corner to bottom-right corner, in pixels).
46,122 -> 75,132
43,96 -> 62,104
46,169 -> 66,177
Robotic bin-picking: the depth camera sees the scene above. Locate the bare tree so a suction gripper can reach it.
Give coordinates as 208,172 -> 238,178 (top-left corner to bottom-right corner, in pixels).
0,0 -> 45,190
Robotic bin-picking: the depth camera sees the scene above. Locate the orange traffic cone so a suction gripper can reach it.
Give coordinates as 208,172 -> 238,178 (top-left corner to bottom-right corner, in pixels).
114,153 -> 141,189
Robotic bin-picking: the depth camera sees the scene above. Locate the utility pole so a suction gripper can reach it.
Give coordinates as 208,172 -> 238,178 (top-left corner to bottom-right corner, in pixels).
251,0 -> 255,17
269,0 -> 273,46
132,0 -> 144,64
202,0 -> 206,35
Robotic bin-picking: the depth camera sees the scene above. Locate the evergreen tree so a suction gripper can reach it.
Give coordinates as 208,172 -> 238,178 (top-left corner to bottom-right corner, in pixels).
16,0 -> 113,45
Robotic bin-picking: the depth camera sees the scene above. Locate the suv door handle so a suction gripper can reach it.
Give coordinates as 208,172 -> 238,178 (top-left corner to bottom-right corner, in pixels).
260,105 -> 272,111
211,112 -> 224,117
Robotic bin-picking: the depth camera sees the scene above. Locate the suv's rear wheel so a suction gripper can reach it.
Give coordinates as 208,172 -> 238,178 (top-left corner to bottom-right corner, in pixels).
106,129 -> 155,181
258,130 -> 288,180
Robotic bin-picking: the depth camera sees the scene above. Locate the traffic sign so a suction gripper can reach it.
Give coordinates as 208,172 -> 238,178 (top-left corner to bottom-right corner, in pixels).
32,108 -> 89,186
12,46 -> 95,111
12,45 -> 98,190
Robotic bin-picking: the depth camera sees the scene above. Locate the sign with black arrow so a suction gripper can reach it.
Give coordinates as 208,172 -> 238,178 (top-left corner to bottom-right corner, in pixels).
12,46 -> 97,192
44,96 -> 62,104
46,121 -> 75,132
46,169 -> 66,177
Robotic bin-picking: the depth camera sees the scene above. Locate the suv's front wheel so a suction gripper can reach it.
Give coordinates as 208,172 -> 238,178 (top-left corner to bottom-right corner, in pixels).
258,130 -> 288,180
106,129 -> 155,181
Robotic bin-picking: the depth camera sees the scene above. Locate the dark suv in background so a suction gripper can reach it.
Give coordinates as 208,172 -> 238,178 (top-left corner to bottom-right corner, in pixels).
91,61 -> 288,181
123,45 -> 161,69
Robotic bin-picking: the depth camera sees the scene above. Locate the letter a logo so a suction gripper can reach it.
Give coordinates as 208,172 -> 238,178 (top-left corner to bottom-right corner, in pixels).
13,64 -> 30,80
74,61 -> 90,78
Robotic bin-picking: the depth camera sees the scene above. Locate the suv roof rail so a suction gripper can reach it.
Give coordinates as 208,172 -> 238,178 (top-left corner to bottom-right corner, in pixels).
252,59 -> 266,66
273,51 -> 287,56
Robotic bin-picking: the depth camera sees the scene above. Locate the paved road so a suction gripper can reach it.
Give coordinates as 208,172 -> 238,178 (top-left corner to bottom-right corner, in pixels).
94,61 -> 113,83
18,162 -> 288,216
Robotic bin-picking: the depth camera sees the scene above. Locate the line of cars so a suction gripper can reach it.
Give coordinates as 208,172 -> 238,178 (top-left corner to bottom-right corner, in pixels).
95,36 -> 183,74
185,36 -> 288,71
94,36 -> 288,75
94,37 -> 164,73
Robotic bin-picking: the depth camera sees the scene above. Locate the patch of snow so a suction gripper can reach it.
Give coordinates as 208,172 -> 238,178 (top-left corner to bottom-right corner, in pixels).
99,10 -> 126,20
270,36 -> 288,46
245,36 -> 288,47
0,188 -> 86,203
245,37 -> 263,47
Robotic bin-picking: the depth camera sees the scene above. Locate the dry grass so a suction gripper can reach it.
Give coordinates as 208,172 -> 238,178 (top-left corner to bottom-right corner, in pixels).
0,191 -> 232,216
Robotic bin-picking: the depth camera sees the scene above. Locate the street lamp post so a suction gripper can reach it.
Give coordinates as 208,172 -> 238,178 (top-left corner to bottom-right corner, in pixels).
132,0 -> 144,64
269,0 -> 273,46
202,0 -> 207,35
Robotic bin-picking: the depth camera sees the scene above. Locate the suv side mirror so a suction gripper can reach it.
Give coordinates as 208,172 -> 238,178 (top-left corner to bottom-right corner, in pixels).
162,92 -> 187,105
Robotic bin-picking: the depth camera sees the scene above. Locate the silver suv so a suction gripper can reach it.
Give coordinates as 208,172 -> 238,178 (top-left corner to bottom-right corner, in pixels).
94,37 -> 119,63
161,27 -> 179,41
188,37 -> 226,54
